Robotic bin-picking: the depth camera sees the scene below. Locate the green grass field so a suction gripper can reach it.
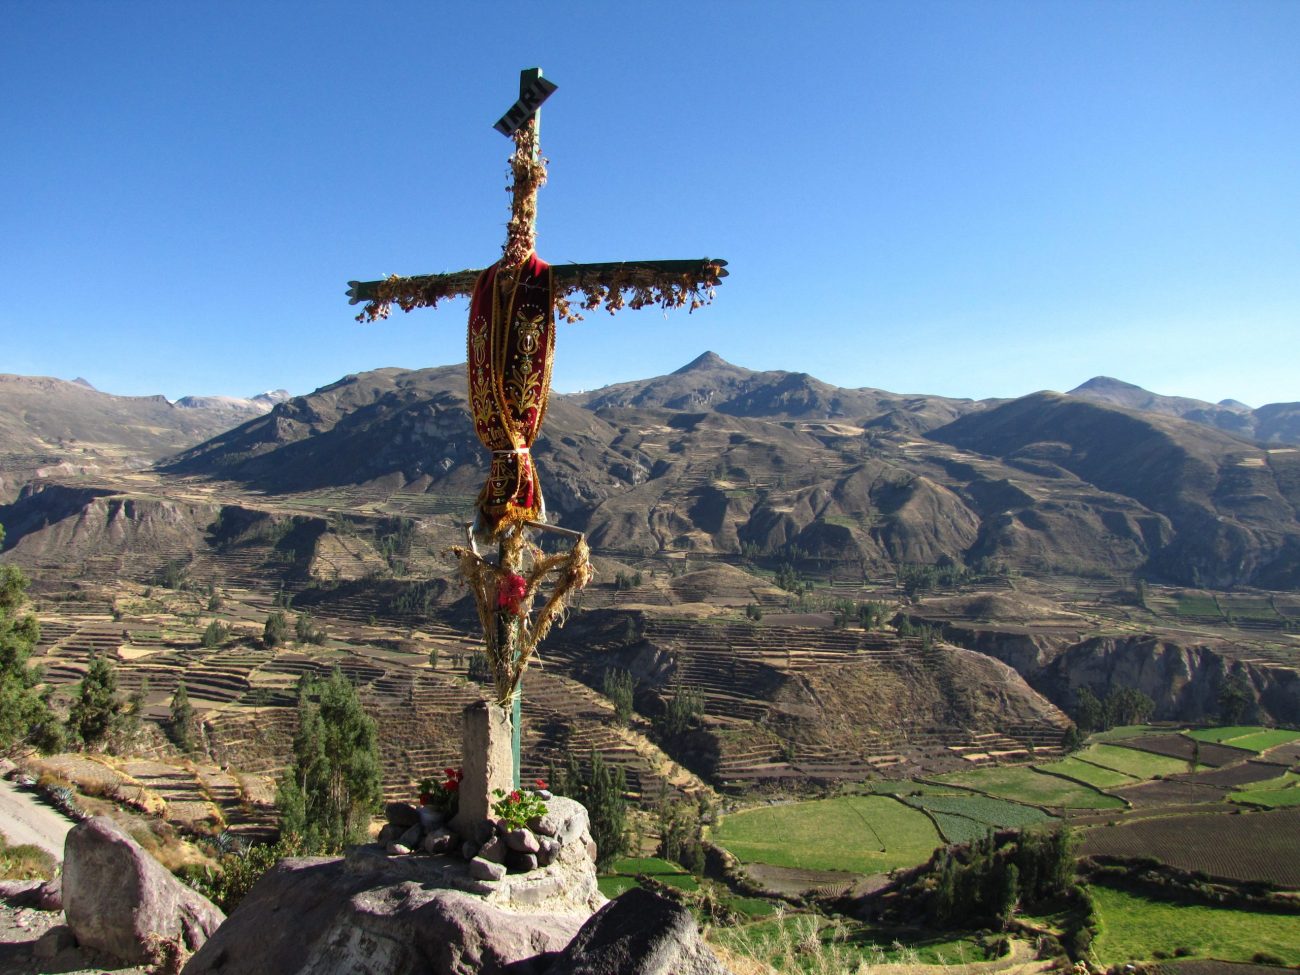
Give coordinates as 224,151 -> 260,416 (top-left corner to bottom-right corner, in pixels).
1228,729 -> 1300,752
1087,725 -> 1162,742
1186,726 -> 1300,752
1074,743 -> 1192,778
1174,594 -> 1224,618
1037,756 -> 1138,790
712,795 -> 941,874
596,856 -> 700,898
1187,725 -> 1265,743
1230,771 -> 1300,808
933,766 -> 1125,810
1092,885 -> 1300,966
898,791 -> 1051,843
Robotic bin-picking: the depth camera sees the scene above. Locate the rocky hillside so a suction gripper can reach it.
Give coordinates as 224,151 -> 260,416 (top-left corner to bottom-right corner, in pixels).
0,374 -> 288,503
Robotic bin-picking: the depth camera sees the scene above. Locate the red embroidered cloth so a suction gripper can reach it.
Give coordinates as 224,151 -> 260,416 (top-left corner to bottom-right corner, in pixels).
466,252 -> 555,536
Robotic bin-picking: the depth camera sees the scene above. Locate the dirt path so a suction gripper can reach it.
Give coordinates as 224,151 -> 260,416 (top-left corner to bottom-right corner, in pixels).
0,778 -> 76,861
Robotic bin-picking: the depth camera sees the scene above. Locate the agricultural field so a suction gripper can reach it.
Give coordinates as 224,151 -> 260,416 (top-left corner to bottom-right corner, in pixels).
896,791 -> 1051,844
1229,771 -> 1300,808
1091,884 -> 1300,967
1080,806 -> 1300,887
596,856 -> 700,898
711,795 -> 941,875
1039,755 -> 1137,790
1119,734 -> 1247,767
1074,743 -> 1196,779
1187,726 -> 1300,753
1173,593 -> 1223,619
932,766 -> 1125,810
1088,725 -> 1164,741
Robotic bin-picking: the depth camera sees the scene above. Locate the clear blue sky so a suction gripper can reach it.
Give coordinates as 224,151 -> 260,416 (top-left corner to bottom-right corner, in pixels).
3,1 -> 1298,407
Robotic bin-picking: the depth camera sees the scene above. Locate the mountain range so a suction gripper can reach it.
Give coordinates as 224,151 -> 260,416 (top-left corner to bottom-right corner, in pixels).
4,355 -> 1295,591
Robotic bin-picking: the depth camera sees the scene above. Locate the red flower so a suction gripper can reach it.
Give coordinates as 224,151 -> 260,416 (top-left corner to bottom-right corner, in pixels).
497,572 -> 528,615
509,790 -> 522,803
445,780 -> 459,792
534,779 -> 547,790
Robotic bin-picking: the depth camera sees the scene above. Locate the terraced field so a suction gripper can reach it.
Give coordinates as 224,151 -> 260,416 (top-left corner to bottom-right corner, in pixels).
895,790 -> 1052,844
1093,885 -> 1300,966
1081,806 -> 1300,887
1038,755 -> 1138,790
932,765 -> 1125,810
711,795 -> 941,875
1074,743 -> 1198,779
1229,771 -> 1300,808
1188,726 -> 1300,753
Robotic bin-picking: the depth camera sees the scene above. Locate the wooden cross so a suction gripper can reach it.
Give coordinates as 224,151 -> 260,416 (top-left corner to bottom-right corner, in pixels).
346,68 -> 727,788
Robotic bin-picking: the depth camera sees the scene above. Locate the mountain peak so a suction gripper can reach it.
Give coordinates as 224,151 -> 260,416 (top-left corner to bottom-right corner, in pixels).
72,377 -> 96,390
1070,376 -> 1143,394
673,351 -> 733,374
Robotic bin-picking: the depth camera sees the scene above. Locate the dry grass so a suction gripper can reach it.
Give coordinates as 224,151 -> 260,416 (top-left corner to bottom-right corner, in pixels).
0,831 -> 57,881
711,910 -> 944,975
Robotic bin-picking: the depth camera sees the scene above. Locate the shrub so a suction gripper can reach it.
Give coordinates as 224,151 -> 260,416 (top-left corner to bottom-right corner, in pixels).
602,669 -> 634,724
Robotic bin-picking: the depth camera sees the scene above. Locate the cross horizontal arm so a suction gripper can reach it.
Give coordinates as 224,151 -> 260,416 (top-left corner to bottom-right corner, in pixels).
348,258 -> 728,323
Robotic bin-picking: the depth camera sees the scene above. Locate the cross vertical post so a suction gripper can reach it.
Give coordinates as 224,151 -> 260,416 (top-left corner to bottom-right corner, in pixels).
501,67 -> 544,789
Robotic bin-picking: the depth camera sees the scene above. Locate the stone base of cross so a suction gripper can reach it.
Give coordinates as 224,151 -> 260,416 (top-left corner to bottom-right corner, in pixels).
449,701 -> 514,840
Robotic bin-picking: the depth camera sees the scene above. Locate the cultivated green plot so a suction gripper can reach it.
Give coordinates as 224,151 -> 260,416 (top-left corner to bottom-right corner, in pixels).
1230,771 -> 1300,808
1174,594 -> 1223,618
1092,885 -> 1300,966
1187,725 -> 1266,743
596,856 -> 699,898
933,766 -> 1125,810
713,795 -> 941,874
928,813 -> 989,845
898,792 -> 1051,846
1075,743 -> 1191,779
1226,729 -> 1300,753
1037,756 -> 1137,790
1087,725 -> 1162,742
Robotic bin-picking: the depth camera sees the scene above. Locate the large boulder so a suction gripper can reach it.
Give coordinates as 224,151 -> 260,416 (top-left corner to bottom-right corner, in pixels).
181,856 -> 589,975
546,888 -> 734,975
62,816 -> 225,964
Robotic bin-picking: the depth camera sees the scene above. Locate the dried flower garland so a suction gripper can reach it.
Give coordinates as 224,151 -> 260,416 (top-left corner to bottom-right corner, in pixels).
452,532 -> 593,707
356,262 -> 724,325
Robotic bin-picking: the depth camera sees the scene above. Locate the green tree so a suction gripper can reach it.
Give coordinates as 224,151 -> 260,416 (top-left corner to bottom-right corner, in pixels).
602,669 -> 634,725
656,796 -> 705,875
1072,686 -> 1106,734
1218,672 -> 1254,725
550,749 -> 627,871
201,619 -> 228,649
0,542 -> 62,754
168,680 -> 195,751
276,669 -> 382,853
656,684 -> 704,739
69,655 -> 122,748
294,613 -> 325,645
1104,687 -> 1155,726
262,611 -> 289,649
859,601 -> 889,630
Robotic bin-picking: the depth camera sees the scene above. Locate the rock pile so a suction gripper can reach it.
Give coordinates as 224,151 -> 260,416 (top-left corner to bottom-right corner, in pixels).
379,792 -> 596,881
